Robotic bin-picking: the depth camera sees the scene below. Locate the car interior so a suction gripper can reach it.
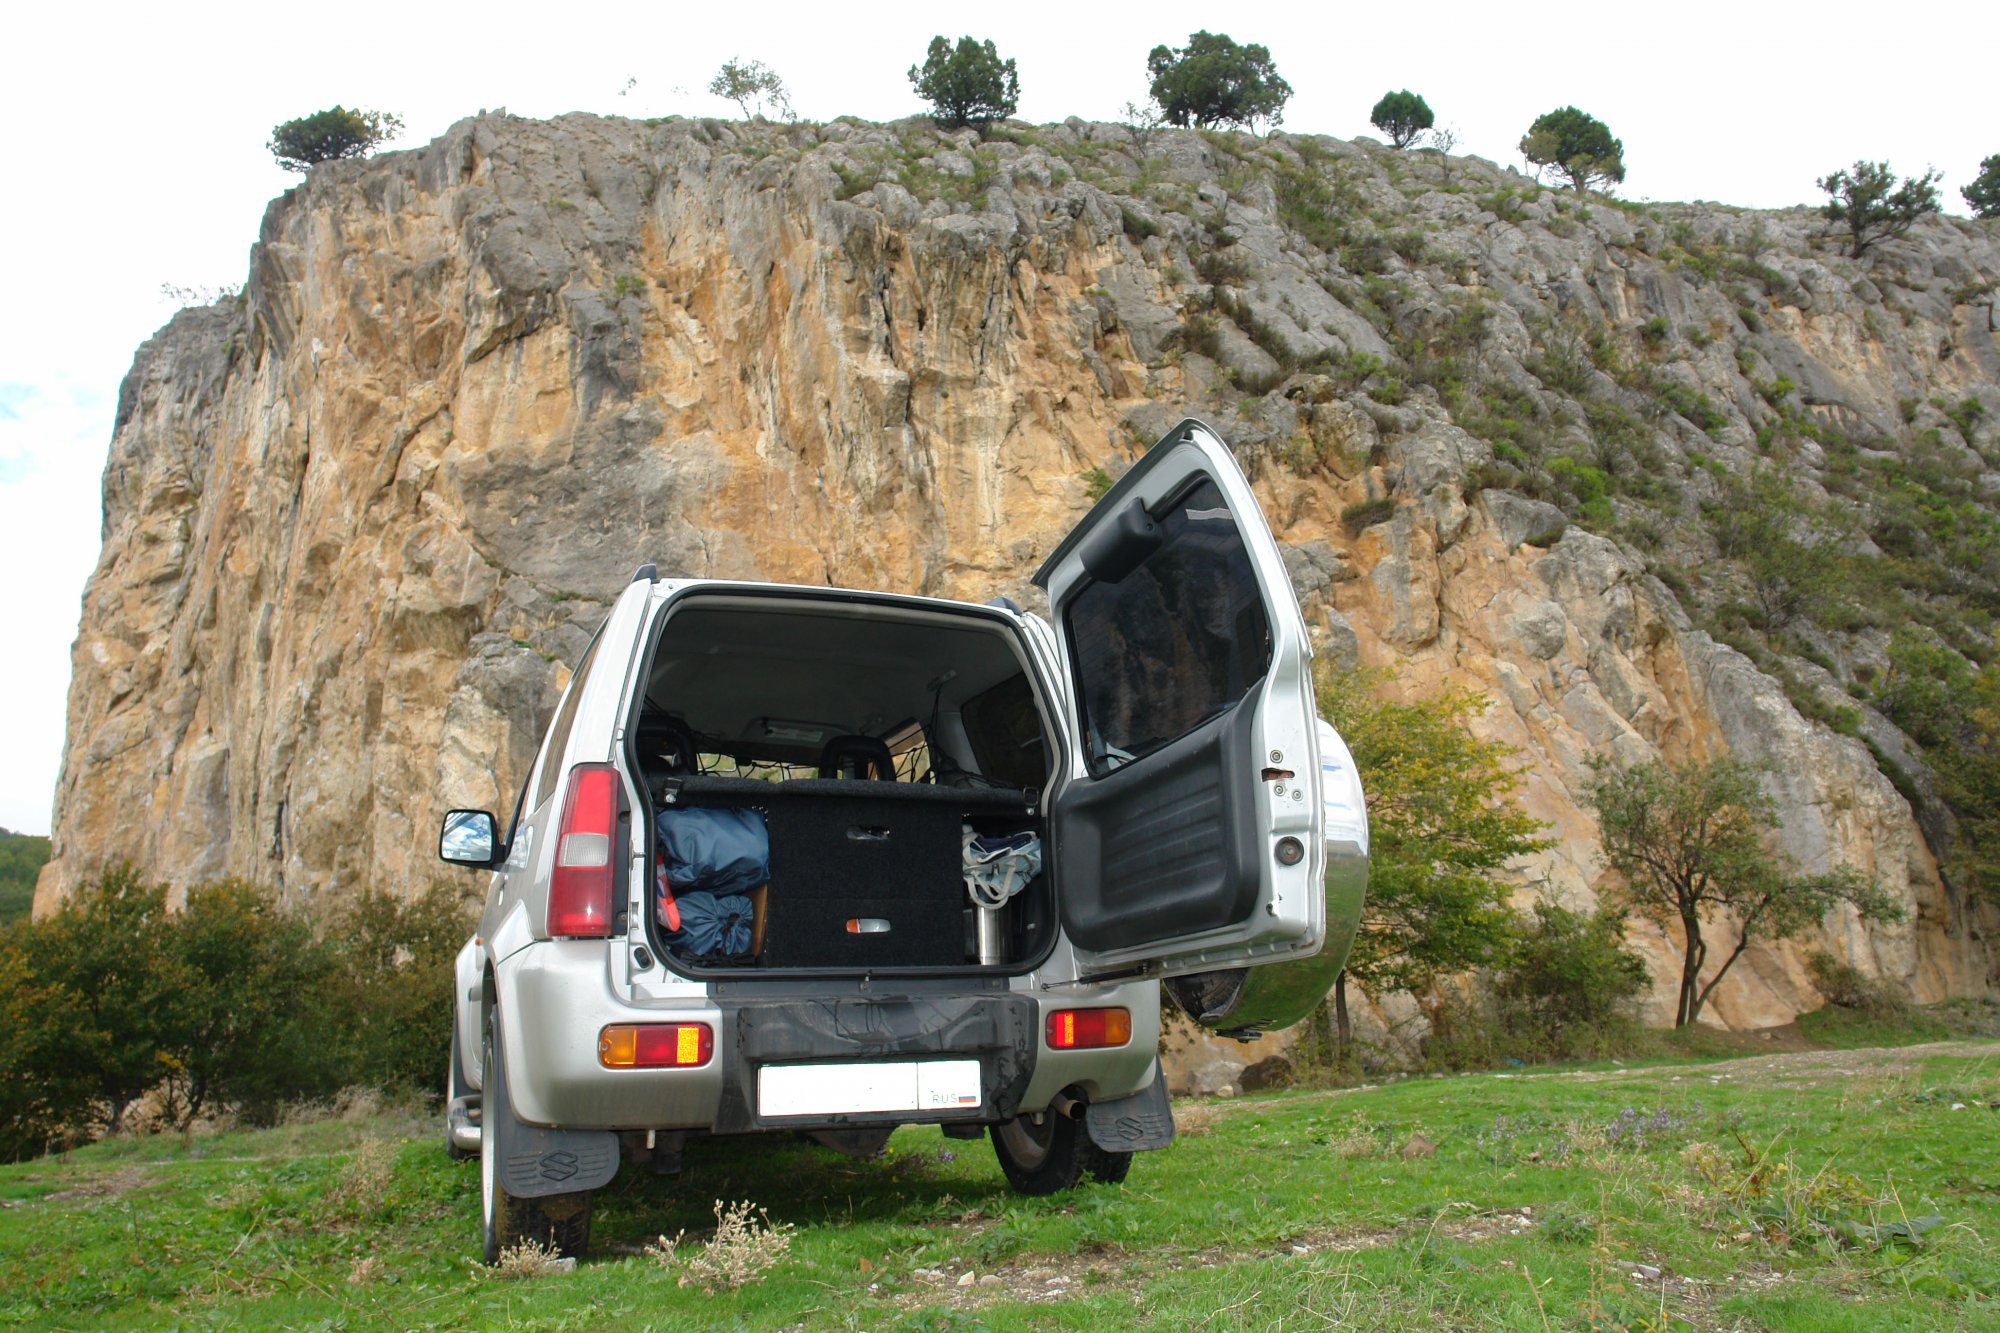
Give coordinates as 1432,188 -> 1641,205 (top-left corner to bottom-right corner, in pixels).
628,594 -> 1057,973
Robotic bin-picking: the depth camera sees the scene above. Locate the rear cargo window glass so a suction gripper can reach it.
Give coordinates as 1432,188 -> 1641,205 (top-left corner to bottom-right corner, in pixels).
1064,479 -> 1271,774
532,633 -> 603,810
960,674 -> 1049,791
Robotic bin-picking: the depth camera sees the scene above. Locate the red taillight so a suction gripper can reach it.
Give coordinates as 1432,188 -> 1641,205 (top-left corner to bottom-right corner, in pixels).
1046,1007 -> 1132,1050
548,763 -> 619,937
598,1023 -> 713,1068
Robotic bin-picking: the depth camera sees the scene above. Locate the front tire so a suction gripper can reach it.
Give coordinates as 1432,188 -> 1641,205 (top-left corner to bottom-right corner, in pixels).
990,1107 -> 1133,1195
481,1008 -> 594,1264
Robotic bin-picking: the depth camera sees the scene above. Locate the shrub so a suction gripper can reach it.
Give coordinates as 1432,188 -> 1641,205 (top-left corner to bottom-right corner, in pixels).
907,37 -> 1019,130
1492,899 -> 1650,1055
1369,90 -> 1433,150
327,883 -> 478,1093
1818,161 -> 1941,258
1339,497 -> 1397,535
1965,154 -> 2000,219
268,106 -> 403,173
1145,31 -> 1292,131
0,870 -> 475,1158
1805,951 -> 1911,1017
650,1199 -> 795,1291
1519,106 -> 1624,194
0,827 -> 48,926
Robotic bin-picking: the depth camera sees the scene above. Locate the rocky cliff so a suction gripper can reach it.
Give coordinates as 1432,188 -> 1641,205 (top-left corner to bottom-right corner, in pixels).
41,112 -> 2000,1033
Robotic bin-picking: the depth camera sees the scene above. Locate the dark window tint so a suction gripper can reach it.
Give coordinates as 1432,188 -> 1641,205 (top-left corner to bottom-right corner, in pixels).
533,633 -> 604,810
1065,479 -> 1271,774
960,674 -> 1050,791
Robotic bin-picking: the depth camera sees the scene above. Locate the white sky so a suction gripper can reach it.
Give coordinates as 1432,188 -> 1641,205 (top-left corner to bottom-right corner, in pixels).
0,0 -> 1993,836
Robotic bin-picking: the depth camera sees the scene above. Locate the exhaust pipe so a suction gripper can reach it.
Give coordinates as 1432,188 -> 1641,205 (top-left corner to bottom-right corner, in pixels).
447,1096 -> 483,1155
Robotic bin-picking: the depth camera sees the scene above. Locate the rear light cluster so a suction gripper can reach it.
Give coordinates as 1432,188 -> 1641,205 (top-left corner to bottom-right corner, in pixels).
548,764 -> 619,937
599,1023 -> 713,1068
1046,1007 -> 1131,1050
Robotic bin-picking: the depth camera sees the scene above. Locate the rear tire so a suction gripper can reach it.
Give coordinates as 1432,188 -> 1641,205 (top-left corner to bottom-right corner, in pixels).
481,1008 -> 594,1264
990,1107 -> 1133,1194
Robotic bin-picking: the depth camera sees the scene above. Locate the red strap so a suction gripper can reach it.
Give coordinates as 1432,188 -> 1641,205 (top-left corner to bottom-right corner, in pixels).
655,856 -> 681,931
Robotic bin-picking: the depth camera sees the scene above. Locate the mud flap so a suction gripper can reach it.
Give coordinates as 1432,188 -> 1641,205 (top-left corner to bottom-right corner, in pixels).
490,1011 -> 620,1199
1084,1063 -> 1175,1152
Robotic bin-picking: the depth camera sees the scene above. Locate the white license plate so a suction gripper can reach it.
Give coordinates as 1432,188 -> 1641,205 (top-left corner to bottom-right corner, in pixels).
757,1060 -> 982,1117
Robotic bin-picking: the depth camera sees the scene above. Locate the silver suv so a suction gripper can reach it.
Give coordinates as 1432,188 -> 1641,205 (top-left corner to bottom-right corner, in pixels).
437,419 -> 1369,1261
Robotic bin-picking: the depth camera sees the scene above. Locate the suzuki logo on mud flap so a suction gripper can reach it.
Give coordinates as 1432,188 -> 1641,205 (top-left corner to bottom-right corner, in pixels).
539,1150 -> 579,1182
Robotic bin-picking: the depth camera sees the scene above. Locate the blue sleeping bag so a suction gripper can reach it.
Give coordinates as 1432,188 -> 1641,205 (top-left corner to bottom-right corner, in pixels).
665,890 -> 755,956
656,807 -> 769,895
655,807 -> 769,958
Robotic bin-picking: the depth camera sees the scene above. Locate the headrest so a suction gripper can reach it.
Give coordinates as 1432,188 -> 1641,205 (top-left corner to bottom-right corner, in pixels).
817,734 -> 896,782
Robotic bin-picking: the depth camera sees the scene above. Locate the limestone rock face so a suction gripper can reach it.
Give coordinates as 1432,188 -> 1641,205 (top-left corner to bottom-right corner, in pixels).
40,113 -> 2000,1038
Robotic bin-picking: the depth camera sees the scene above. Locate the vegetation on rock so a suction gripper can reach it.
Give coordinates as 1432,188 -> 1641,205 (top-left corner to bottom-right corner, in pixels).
1369,90 -> 1433,151
1145,31 -> 1291,131
266,106 -> 403,173
907,36 -> 1018,130
1519,105 -> 1625,193
1818,160 -> 1942,258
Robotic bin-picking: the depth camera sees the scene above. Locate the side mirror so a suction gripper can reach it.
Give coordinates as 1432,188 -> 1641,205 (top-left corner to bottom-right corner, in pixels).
439,810 -> 500,867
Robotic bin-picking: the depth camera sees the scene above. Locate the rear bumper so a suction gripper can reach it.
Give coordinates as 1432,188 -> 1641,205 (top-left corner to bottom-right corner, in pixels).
494,942 -> 1161,1131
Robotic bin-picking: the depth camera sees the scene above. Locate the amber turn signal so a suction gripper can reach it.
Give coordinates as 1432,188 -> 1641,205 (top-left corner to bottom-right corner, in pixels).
598,1023 -> 713,1068
1045,1007 -> 1131,1050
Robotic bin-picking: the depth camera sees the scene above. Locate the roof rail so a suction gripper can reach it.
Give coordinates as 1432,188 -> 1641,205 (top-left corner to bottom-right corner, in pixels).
631,564 -> 657,584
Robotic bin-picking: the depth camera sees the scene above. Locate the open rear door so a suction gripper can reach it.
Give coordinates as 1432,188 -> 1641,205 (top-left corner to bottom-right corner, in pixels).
1037,418 -> 1327,984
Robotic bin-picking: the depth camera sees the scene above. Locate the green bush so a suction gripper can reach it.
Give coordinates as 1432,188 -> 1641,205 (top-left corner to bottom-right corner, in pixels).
1369,90 -> 1433,150
0,828 -> 48,926
1965,154 -> 2000,219
0,868 -> 474,1158
907,36 -> 1019,130
1519,106 -> 1624,194
328,884 -> 477,1093
1493,899 -> 1650,1052
1805,950 -> 1912,1018
1818,161 -> 1941,258
1145,31 -> 1292,131
267,106 -> 403,173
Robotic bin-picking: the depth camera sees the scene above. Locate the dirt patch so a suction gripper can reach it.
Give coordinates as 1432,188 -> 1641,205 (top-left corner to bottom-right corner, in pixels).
43,1164 -> 158,1205
1465,1039 -> 2000,1095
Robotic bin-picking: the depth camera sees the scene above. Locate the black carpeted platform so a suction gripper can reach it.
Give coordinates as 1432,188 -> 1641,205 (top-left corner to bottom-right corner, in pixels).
664,777 -> 1038,970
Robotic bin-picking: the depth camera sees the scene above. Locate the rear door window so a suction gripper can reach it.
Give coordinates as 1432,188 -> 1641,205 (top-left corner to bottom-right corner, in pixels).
532,633 -> 604,810
1063,479 -> 1271,775
960,674 -> 1049,791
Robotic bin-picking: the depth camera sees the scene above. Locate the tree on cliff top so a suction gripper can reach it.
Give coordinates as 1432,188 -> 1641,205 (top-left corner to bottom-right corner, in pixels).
1146,31 -> 1291,132
1317,667 -> 1550,1052
1370,90 -> 1434,150
1584,755 -> 1902,1028
1520,106 -> 1624,194
908,37 -> 1018,131
709,57 -> 793,122
1818,160 -> 1941,258
268,106 -> 404,173
1966,155 -> 2000,219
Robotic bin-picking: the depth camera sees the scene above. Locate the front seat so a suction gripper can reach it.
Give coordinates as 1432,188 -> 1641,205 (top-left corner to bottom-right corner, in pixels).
818,734 -> 896,781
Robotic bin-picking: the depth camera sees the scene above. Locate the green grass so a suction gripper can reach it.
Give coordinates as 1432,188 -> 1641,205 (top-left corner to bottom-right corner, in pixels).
4,1042 -> 1998,1329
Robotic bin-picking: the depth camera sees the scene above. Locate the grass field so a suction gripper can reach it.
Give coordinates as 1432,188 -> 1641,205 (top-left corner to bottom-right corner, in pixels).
2,1040 -> 1996,1330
